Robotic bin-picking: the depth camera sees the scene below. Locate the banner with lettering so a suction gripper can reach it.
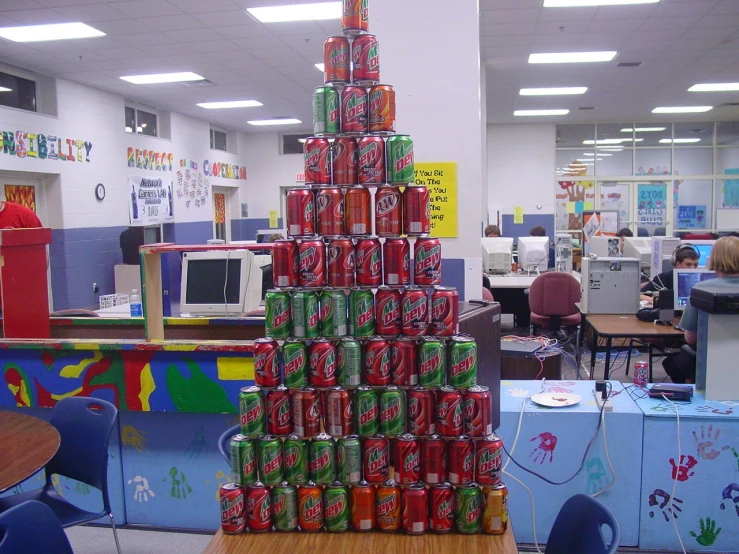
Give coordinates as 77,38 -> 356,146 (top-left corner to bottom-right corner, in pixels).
413,162 -> 458,238
128,176 -> 174,226
676,205 -> 707,229
637,183 -> 667,233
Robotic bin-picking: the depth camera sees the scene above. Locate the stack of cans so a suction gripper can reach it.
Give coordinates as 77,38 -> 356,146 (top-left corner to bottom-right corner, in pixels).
220,0 -> 507,538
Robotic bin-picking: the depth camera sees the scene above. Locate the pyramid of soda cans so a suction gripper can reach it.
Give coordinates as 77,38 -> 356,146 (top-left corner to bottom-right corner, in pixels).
219,0 -> 508,537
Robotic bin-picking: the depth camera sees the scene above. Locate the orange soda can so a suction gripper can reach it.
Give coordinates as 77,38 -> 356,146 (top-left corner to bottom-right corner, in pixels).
482,482 -> 508,535
298,481 -> 324,532
369,85 -> 395,134
324,36 -> 350,84
342,0 -> 368,35
351,480 -> 376,531
375,479 -> 401,531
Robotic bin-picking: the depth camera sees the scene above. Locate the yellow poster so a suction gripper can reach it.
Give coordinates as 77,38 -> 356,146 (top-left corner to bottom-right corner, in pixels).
413,162 -> 457,238
513,206 -> 524,224
268,210 -> 278,228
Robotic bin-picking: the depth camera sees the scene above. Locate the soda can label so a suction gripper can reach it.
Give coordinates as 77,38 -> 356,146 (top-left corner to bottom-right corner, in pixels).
375,186 -> 402,237
391,338 -> 419,387
475,435 -> 503,486
401,288 -> 429,336
239,387 -> 265,438
418,340 -> 445,388
376,287 -> 402,336
309,340 -> 338,388
352,34 -> 380,84
220,483 -> 246,534
369,85 -> 395,135
299,240 -> 327,288
349,288 -> 375,337
355,387 -> 379,437
309,435 -> 336,484
337,338 -> 362,387
258,437 -> 284,486
304,138 -> 331,185
342,0 -> 368,34
448,437 -> 474,485
408,388 -> 435,436
287,189 -> 315,237
283,341 -> 308,389
362,436 -> 389,483
272,485 -> 298,532
450,337 -> 477,390
266,388 -> 293,436
283,436 -> 309,485
332,137 -> 358,186
320,289 -> 348,338
254,338 -> 281,388
383,238 -> 410,286
379,387 -> 405,437
327,239 -> 355,289
341,86 -> 368,135
345,186 -> 372,236
429,484 -> 455,533
327,387 -> 353,437
351,482 -> 376,531
316,188 -> 345,236
394,434 -> 420,485
455,485 -> 482,534
292,291 -> 321,339
313,87 -> 326,135
401,485 -> 428,534
273,240 -> 299,287
356,238 -> 382,286
337,436 -> 362,484
364,337 -> 392,387
387,136 -> 414,184
464,385 -> 492,437
421,436 -> 447,485
482,483 -> 509,535
431,287 -> 459,337
323,485 -> 350,532
357,137 -> 385,184
324,36 -> 350,84
414,238 -> 441,285
437,388 -> 464,438
231,435 -> 257,486
298,485 -> 324,531
265,291 -> 292,339
246,484 -> 272,532
376,483 -> 401,531
634,361 -> 649,387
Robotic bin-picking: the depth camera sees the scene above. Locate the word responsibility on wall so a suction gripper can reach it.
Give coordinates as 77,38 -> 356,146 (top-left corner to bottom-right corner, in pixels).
2,130 -> 92,162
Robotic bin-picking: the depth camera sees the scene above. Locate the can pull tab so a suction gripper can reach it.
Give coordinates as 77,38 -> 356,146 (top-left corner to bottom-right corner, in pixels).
540,378 -> 546,393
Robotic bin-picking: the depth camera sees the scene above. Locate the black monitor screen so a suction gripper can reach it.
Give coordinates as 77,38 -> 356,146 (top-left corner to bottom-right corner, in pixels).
676,271 -> 715,308
186,259 -> 241,304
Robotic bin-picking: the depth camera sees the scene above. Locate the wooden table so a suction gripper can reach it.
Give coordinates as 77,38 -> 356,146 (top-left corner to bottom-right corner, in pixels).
204,525 -> 518,553
0,411 -> 60,493
585,315 -> 684,380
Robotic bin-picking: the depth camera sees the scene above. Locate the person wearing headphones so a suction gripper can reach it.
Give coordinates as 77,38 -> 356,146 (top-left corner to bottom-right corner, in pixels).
642,243 -> 700,293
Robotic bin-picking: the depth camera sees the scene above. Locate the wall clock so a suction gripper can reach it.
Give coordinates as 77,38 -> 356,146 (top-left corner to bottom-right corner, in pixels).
95,183 -> 105,201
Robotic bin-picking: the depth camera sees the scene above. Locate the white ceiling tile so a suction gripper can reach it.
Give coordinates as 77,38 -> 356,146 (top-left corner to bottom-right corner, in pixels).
530,33 -> 583,47
536,20 -> 591,35
652,0 -> 715,18
163,27 -> 223,41
109,0 -> 183,18
93,18 -> 156,34
697,14 -> 739,28
0,0 -> 44,8
4,8 -> 72,24
137,14 -> 203,31
536,6 -> 598,22
481,22 -> 536,37
54,4 -> 130,22
484,8 -> 539,24
483,0 -> 542,9
591,4 -> 657,20
158,52 -> 212,64
232,35 -> 285,49
191,9 -> 253,27
172,0 -> 242,13
115,32 -> 177,46
244,46 -> 296,59
639,16 -> 702,31
185,40 -> 238,53
710,0 -> 739,15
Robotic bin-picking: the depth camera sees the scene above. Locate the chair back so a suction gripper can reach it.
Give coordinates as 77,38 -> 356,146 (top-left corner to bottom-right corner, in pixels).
654,227 -> 666,236
482,287 -> 494,301
682,233 -> 714,240
46,397 -> 118,510
637,227 -> 649,237
545,494 -> 621,554
0,500 -> 74,554
218,424 -> 240,466
529,272 -> 580,317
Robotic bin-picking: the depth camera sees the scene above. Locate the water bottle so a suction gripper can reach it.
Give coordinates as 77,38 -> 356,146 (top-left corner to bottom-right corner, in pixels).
130,289 -> 143,317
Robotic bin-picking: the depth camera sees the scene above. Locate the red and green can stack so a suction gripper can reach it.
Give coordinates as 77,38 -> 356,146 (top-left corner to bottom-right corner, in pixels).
449,336 -> 478,389
239,386 -> 265,438
309,433 -> 336,485
283,434 -> 309,485
283,339 -> 309,389
349,288 -> 375,337
258,435 -> 284,486
418,338 -> 446,388
265,290 -> 292,339
355,386 -> 380,437
272,483 -> 298,532
323,482 -> 350,532
230,434 -> 257,486
292,290 -> 320,339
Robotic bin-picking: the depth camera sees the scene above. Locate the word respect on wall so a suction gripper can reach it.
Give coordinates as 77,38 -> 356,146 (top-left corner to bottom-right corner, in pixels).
2,130 -> 92,162
127,147 -> 174,172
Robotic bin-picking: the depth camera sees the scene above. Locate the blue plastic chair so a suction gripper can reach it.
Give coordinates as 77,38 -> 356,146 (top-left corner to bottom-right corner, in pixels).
0,500 -> 74,554
0,397 -> 121,554
545,494 -> 621,554
637,227 -> 649,237
218,424 -> 240,467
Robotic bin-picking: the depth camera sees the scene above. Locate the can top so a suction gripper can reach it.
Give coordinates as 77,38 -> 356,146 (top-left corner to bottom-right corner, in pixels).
467,385 -> 490,393
248,480 -> 267,490
369,84 -> 394,90
431,482 -> 452,490
379,478 -> 399,488
386,134 -> 411,140
221,482 -> 242,491
285,433 -> 301,441
303,480 -> 319,489
485,482 -> 507,491
406,483 -> 426,491
354,480 -> 372,488
366,336 -> 389,343
274,482 -> 296,491
451,336 -> 475,344
241,386 -> 261,394
439,385 -> 458,393
482,433 -> 503,442
450,435 -> 472,443
432,286 -> 457,293
254,337 -> 279,345
310,337 -> 332,345
315,84 -> 339,92
327,481 -> 348,489
313,433 -> 332,441
259,434 -> 276,441
339,336 -> 361,344
459,482 -> 480,490
329,385 -> 347,392
274,385 -> 288,393
397,433 -> 417,442
383,384 -> 400,391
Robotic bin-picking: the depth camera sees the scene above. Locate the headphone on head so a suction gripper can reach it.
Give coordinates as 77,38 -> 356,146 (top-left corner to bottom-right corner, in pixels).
671,243 -> 700,266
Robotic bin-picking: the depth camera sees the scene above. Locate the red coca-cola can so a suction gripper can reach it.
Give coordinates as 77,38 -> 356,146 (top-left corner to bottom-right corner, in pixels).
401,484 -> 427,535
352,34 -> 380,85
299,239 -> 327,287
315,187 -> 344,236
392,338 -> 419,387
357,136 -> 385,185
332,136 -> 358,186
253,338 -> 281,388
304,137 -> 332,185
220,483 -> 246,534
266,386 -> 293,436
394,433 -> 420,485
383,238 -> 411,286
408,387 -> 435,436
327,237 -> 355,288
475,433 -> 504,486
309,338 -> 337,388
447,436 -> 474,485
272,239 -> 300,287
326,386 -> 354,437
464,385 -> 493,438
375,286 -> 401,336
293,388 -> 322,439
323,35 -> 350,84
421,435 -> 447,485
245,481 -> 272,532
403,186 -> 430,236
363,434 -> 390,483
341,85 -> 368,135
375,186 -> 402,237
364,336 -> 392,386
436,386 -> 464,437
401,287 -> 429,336
429,483 -> 455,533
286,189 -> 315,237
345,185 -> 372,236
355,237 -> 383,286
430,287 -> 459,336
414,238 -> 442,286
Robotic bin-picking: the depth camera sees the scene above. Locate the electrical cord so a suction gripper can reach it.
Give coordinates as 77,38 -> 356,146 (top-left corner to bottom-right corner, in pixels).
590,393 -> 617,498
223,249 -> 231,317
503,469 -> 544,554
662,394 -> 688,554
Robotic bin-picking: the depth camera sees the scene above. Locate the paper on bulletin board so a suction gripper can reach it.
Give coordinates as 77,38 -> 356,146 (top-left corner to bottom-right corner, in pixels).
513,206 -> 524,224
269,210 -> 278,228
413,162 -> 458,237
565,202 -> 575,214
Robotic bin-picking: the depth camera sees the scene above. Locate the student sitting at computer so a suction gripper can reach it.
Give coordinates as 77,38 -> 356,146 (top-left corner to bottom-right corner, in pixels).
529,225 -> 554,269
484,225 -> 501,237
643,244 -> 700,292
616,227 -> 633,253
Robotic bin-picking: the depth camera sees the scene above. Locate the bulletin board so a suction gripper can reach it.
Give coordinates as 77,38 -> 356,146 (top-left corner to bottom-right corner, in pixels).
582,210 -> 619,243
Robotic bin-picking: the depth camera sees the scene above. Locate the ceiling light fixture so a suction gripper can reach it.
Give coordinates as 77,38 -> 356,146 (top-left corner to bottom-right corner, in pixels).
544,0 -> 659,6
620,127 -> 667,132
0,86 -> 12,92
120,72 -> 205,84
688,83 -> 739,92
197,100 -> 263,109
659,138 -> 701,144
248,118 -> 302,126
247,2 -> 341,23
315,63 -> 325,72
652,106 -> 712,114
528,51 -> 617,64
519,87 -> 587,96
0,22 -> 105,42
513,109 -> 570,116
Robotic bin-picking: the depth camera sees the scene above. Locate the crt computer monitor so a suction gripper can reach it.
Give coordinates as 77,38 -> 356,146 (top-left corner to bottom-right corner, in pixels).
681,240 -> 715,269
588,235 -> 620,258
481,237 -> 513,274
180,250 -> 262,316
673,269 -> 717,310
517,236 -> 549,273
623,237 -> 652,267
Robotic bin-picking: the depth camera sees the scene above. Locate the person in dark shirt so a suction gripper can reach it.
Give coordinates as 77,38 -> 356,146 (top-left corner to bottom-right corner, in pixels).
643,244 -> 699,292
617,227 -> 633,253
528,226 -> 555,269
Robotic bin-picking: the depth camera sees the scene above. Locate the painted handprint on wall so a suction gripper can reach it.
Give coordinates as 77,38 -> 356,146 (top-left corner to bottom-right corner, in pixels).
167,467 -> 193,499
505,388 -> 529,398
720,483 -> 739,517
184,427 -> 206,461
648,488 -> 683,521
585,457 -> 608,494
690,517 -> 722,547
696,405 -> 734,416
128,475 -> 155,503
121,425 -> 147,452
529,432 -> 557,464
669,455 -> 697,482
693,425 -> 729,461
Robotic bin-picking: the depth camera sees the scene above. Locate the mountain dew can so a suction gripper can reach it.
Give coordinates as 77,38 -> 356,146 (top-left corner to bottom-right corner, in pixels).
283,434 -> 309,485
418,338 -> 446,388
386,135 -> 414,184
265,290 -> 292,339
230,434 -> 257,486
293,290 -> 320,339
272,484 -> 298,531
378,386 -> 405,437
455,483 -> 482,534
336,435 -> 362,484
355,386 -> 379,437
337,337 -> 362,387
349,288 -> 375,337
449,336 -> 477,390
323,483 -> 350,532
320,289 -> 348,338
310,433 -> 336,484
258,435 -> 284,485
314,86 -> 339,136
283,339 -> 308,389
239,386 -> 265,438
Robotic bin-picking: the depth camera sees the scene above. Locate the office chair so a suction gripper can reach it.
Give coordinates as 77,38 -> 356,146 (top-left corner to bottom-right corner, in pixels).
682,233 -> 714,240
545,494 -> 621,554
654,227 -> 667,236
0,500 -> 74,554
218,424 -> 240,467
637,227 -> 649,237
528,272 -> 581,334
482,287 -> 494,301
0,397 -> 121,554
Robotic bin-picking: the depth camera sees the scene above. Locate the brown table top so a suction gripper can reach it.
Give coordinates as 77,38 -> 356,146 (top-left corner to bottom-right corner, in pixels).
586,314 -> 684,338
0,411 -> 60,493
204,525 -> 518,553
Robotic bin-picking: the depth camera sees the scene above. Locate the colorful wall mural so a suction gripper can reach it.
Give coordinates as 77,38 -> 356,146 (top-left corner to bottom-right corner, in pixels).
1,130 -> 92,162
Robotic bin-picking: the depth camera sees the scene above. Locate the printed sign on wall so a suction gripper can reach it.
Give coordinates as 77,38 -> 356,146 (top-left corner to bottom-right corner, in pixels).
127,147 -> 173,172
676,205 -> 707,229
2,130 -> 92,162
174,159 -> 211,223
637,183 -> 667,232
413,162 -> 457,238
128,176 -> 174,226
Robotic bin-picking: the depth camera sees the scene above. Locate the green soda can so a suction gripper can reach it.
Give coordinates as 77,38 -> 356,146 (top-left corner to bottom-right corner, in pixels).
386,135 -> 414,184
349,288 -> 375,338
355,386 -> 379,437
418,338 -> 446,388
283,434 -> 309,485
282,339 -> 309,389
336,435 -> 362,484
323,482 -> 350,532
292,290 -> 320,339
325,86 -> 341,135
337,337 -> 362,387
319,289 -> 348,338
258,435 -> 284,486
265,289 -> 292,339
378,386 -> 406,438
309,433 -> 336,485
455,483 -> 483,534
230,434 -> 257,486
449,336 -> 478,390
313,86 -> 326,135
272,483 -> 299,531
239,386 -> 265,438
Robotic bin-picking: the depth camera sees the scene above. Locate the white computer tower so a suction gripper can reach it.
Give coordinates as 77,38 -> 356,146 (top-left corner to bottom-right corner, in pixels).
554,234 -> 573,273
581,257 -> 641,314
651,236 -> 680,279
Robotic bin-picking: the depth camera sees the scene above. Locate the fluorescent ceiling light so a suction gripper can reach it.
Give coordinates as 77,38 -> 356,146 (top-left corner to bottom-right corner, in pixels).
659,138 -> 701,144
197,100 -> 263,109
584,152 -> 611,156
247,2 -> 341,23
120,72 -> 204,84
544,0 -> 659,6
520,87 -> 587,96
529,51 -> 617,64
0,86 -> 11,92
248,118 -> 302,126
0,22 -> 105,42
688,83 -> 739,92
652,106 -> 712,114
620,127 -> 666,132
315,63 -> 325,72
514,109 -> 570,116
584,138 -> 643,145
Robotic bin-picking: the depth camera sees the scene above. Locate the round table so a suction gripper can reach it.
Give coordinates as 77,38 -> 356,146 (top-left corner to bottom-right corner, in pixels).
0,411 -> 61,493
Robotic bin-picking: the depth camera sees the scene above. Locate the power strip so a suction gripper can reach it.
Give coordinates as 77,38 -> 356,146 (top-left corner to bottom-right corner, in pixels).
594,391 -> 613,412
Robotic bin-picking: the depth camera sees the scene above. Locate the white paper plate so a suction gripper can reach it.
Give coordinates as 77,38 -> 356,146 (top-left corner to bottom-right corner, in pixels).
530,392 -> 582,408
